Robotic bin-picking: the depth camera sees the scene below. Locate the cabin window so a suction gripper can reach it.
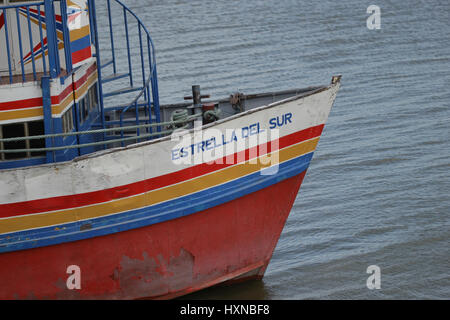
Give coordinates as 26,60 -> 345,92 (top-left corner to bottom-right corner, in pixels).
28,121 -> 45,157
77,83 -> 98,125
0,120 -> 45,161
78,98 -> 88,124
1,123 -> 26,160
88,83 -> 99,112
62,106 -> 74,134
85,89 -> 92,112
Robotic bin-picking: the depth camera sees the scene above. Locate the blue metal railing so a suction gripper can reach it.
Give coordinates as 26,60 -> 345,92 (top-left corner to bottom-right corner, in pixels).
96,0 -> 162,146
59,0 -> 72,75
0,0 -> 72,84
0,0 -> 163,163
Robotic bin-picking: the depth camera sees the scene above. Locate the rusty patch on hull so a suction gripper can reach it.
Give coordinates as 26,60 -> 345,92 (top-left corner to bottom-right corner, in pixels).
117,248 -> 195,299
2,172 -> 306,300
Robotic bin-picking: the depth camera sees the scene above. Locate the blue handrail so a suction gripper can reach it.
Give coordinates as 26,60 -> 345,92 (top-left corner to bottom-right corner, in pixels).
25,7 -> 37,81
96,0 -> 162,146
0,0 -> 163,155
59,0 -> 73,75
106,0 -> 117,74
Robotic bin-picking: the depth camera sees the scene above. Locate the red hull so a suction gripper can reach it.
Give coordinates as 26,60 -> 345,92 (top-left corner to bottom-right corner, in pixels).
0,171 -> 306,299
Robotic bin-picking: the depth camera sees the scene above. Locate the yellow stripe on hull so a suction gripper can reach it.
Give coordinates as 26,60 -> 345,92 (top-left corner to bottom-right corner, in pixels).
0,138 -> 319,234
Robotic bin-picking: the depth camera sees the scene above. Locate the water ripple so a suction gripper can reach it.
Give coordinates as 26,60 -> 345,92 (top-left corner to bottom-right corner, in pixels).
112,0 -> 450,300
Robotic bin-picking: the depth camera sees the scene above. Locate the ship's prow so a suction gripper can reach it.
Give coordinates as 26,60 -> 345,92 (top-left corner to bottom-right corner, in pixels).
0,0 -> 340,300
0,76 -> 340,299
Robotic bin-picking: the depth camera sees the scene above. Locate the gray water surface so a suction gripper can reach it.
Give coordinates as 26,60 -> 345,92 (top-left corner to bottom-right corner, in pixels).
112,0 -> 449,299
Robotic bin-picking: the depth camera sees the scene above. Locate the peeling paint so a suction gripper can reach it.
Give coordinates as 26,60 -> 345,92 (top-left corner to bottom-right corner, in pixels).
117,248 -> 195,298
80,223 -> 92,231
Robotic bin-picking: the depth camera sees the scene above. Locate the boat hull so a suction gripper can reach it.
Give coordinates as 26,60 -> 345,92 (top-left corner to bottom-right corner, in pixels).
0,79 -> 340,299
0,171 -> 305,299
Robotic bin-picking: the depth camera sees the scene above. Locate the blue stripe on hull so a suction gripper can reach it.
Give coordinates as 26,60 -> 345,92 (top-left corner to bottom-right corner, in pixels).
0,152 -> 314,253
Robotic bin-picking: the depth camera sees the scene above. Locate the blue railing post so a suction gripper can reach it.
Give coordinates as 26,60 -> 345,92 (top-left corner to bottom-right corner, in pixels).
15,8 -> 26,82
152,67 -> 161,132
89,0 -> 107,146
37,5 -> 48,76
60,0 -> 73,74
2,8 -> 13,84
25,7 -> 37,81
44,0 -> 60,78
107,0 -> 117,74
41,76 -> 55,163
123,7 -> 133,87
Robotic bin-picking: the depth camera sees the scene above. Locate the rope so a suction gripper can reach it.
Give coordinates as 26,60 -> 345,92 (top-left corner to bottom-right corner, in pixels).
203,108 -> 221,122
169,109 -> 190,129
